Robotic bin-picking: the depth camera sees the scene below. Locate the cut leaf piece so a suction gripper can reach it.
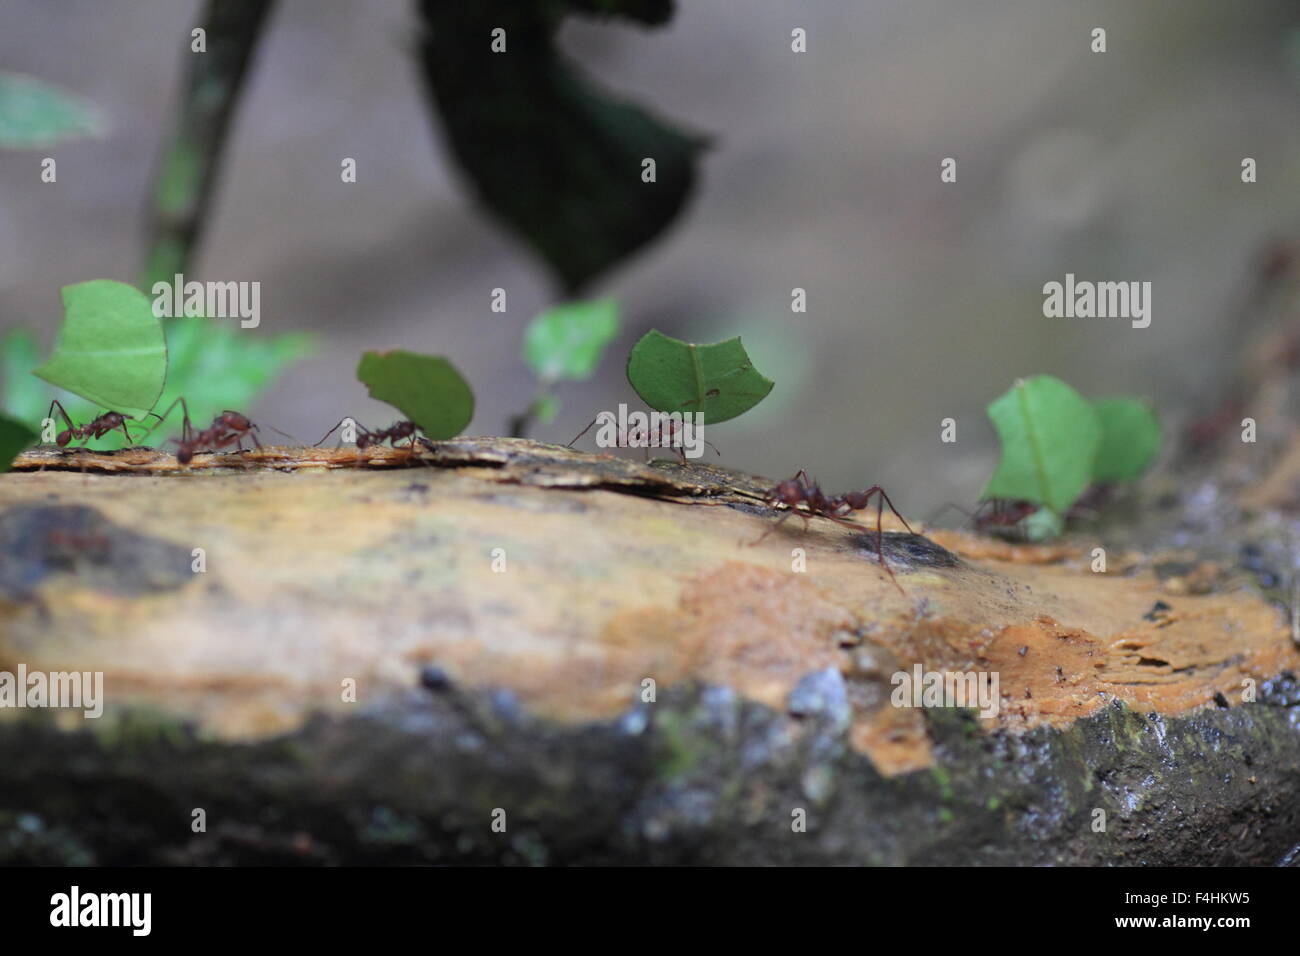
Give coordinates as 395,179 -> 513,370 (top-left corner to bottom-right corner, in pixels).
0,413 -> 37,473
1021,506 -> 1065,542
626,330 -> 773,425
524,299 -> 620,382
357,350 -> 474,440
982,375 -> 1101,514
1092,397 -> 1161,482
0,71 -> 104,148
33,281 -> 167,419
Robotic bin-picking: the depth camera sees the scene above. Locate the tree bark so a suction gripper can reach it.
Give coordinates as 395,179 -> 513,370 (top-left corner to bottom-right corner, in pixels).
2,433 -> 1298,865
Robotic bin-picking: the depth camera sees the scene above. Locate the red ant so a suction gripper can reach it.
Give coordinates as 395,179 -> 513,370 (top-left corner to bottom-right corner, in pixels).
568,412 -> 719,461
934,487 -> 1113,538
925,498 -> 1039,539
752,469 -> 915,592
44,400 -> 155,448
314,418 -> 420,450
973,499 -> 1040,532
152,398 -> 285,465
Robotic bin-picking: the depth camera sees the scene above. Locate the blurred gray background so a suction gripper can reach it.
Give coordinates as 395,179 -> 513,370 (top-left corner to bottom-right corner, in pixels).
2,0 -> 1299,511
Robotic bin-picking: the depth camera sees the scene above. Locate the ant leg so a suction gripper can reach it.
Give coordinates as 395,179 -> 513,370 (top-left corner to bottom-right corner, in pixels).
45,399 -> 78,447
863,492 -> 906,597
46,399 -> 75,432
116,419 -> 136,446
144,397 -> 191,439
925,502 -> 974,526
750,509 -> 797,546
244,417 -> 295,444
873,486 -> 915,535
875,490 -> 887,575
821,499 -> 906,595
567,416 -> 600,449
314,419 -> 348,447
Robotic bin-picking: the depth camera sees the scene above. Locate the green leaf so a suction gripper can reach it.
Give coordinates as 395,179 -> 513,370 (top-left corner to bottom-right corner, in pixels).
33,281 -> 167,419
0,72 -> 104,149
1021,507 -> 1065,542
1092,397 -> 1161,482
0,413 -> 37,472
982,375 -> 1101,513
524,299 -> 620,382
1,328 -> 48,422
626,330 -> 774,425
357,350 -> 474,440
533,394 -> 560,425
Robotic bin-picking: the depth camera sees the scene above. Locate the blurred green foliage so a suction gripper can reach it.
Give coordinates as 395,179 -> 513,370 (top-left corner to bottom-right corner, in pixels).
0,71 -> 103,148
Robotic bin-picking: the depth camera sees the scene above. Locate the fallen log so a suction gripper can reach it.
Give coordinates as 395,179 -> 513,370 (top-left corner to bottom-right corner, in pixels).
1,437 -> 1297,864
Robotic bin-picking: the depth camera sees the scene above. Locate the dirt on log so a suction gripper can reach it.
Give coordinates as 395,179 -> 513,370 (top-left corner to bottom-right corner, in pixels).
1,436 -> 1299,865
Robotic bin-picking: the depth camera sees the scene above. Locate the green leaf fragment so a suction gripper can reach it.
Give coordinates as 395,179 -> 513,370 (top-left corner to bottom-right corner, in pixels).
524,299 -> 620,382
532,394 -> 560,425
357,350 -> 474,440
1,327 -> 48,423
1092,397 -> 1161,482
33,280 -> 167,419
982,375 -> 1101,514
0,413 -> 38,473
0,71 -> 104,149
1021,507 -> 1065,542
626,330 -> 773,425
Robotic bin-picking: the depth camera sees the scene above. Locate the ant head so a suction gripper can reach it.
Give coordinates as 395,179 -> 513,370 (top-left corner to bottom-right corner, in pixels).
220,411 -> 252,430
56,431 -> 72,447
104,412 -> 126,425
177,445 -> 194,465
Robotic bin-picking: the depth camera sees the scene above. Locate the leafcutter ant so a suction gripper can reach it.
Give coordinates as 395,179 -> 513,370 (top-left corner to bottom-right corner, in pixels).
567,411 -> 719,461
314,418 -> 420,450
152,398 -> 287,465
44,400 -> 155,448
752,469 -> 914,592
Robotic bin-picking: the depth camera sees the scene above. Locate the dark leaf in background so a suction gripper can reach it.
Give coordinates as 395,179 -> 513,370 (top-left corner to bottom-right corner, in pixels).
0,414 -> 37,473
416,0 -> 707,292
